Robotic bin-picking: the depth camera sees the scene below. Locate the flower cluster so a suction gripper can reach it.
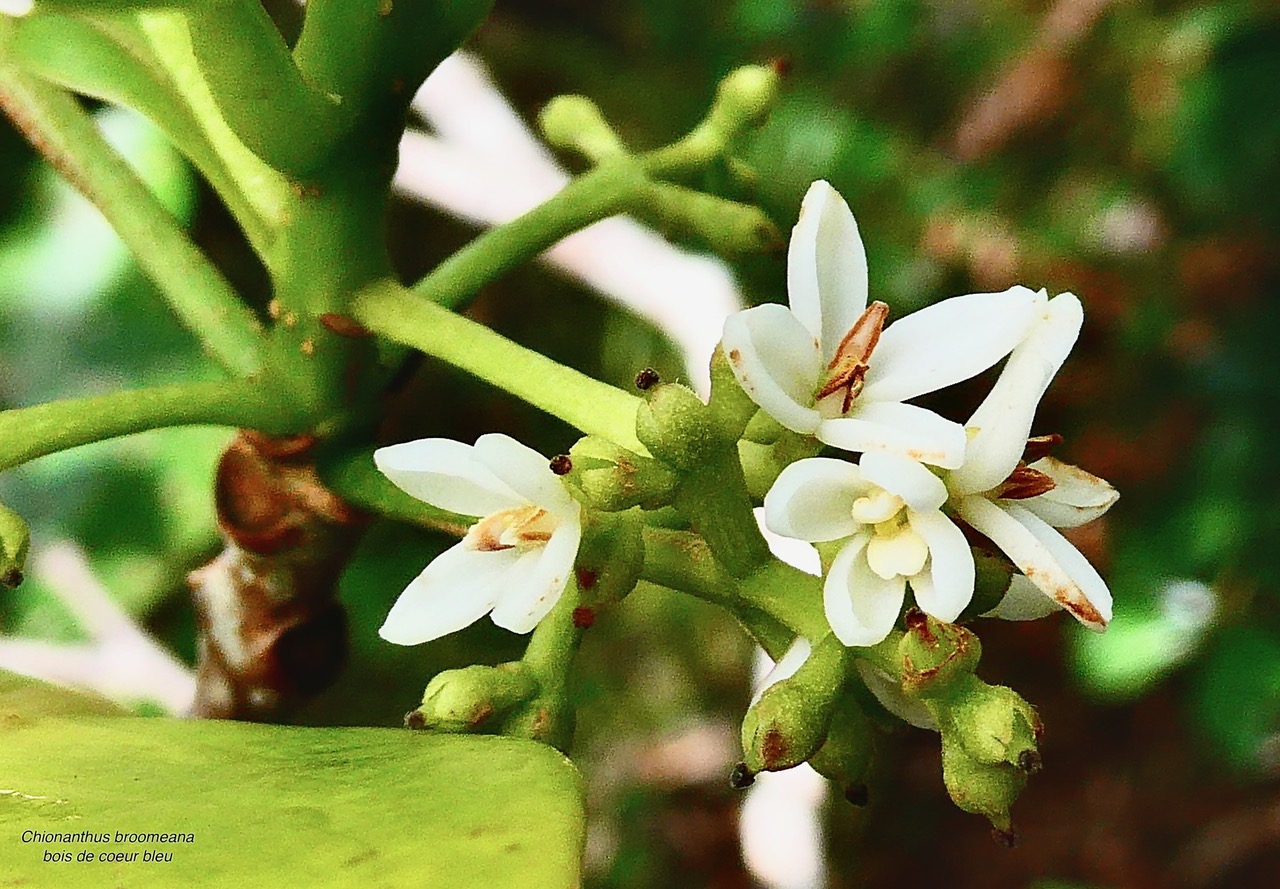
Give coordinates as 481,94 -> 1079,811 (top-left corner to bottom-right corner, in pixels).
733,181 -> 1117,645
373,180 -> 1116,652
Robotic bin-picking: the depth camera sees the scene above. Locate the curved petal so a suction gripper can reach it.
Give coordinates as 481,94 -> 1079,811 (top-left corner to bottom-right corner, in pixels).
860,286 -> 1045,403
722,304 -> 825,433
378,542 -> 517,645
824,534 -> 907,647
787,181 -> 869,359
954,495 -> 1110,629
907,509 -> 975,622
375,438 -> 524,517
755,508 -> 823,576
751,636 -> 813,705
859,451 -> 947,512
948,293 -> 1083,496
473,433 -> 576,517
819,401 -> 967,468
764,458 -> 867,543
489,519 -> 582,634
982,574 -> 1063,621
1021,457 -> 1119,528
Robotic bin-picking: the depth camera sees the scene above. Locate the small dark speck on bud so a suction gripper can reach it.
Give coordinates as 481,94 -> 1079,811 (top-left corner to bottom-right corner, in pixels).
635,368 -> 660,390
729,762 -> 755,790
843,783 -> 869,807
2,568 -> 22,589
549,454 -> 573,476
1017,749 -> 1042,775
991,827 -> 1020,848
404,709 -> 427,730
769,56 -> 793,78
572,606 -> 596,629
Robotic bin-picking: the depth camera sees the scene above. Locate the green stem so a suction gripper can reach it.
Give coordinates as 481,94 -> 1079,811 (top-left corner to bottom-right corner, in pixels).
352,279 -> 645,453
509,581 -> 586,752
413,159 -> 648,311
0,67 -> 265,377
0,379 -> 291,473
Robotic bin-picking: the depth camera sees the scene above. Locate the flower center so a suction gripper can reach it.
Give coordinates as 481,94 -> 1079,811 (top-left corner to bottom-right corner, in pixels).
464,505 -> 557,553
815,300 -> 889,416
851,491 -> 929,580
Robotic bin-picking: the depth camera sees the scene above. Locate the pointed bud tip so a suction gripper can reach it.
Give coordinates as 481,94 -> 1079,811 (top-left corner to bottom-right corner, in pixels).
635,368 -> 660,391
1,567 -> 22,589
729,762 -> 756,789
404,709 -> 427,731
991,826 -> 1020,848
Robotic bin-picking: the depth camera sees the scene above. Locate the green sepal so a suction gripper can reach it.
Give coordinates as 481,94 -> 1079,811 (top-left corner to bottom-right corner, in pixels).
564,436 -> 677,512
939,730 -> 1026,833
410,663 -> 539,734
741,635 -> 846,773
0,501 -> 30,588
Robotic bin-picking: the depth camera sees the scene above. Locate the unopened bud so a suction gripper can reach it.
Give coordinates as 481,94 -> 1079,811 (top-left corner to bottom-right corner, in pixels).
538,95 -> 626,161
940,682 -> 1042,770
806,695 -> 874,800
940,731 -> 1026,832
741,635 -> 846,773
0,502 -> 30,589
635,382 -> 728,471
899,610 -> 981,698
705,65 -> 780,137
573,507 -> 644,608
410,663 -> 538,733
640,183 -> 783,256
565,436 -> 677,511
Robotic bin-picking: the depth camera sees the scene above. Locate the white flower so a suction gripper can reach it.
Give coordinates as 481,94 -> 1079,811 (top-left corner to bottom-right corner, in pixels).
764,452 -> 974,647
721,180 -> 1046,468
945,293 -> 1118,629
373,434 -> 582,645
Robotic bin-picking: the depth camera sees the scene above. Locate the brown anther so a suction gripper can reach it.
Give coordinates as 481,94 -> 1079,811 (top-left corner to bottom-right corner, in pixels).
549,455 -> 573,476
995,464 -> 1056,500
404,709 -> 426,730
729,763 -> 755,790
572,606 -> 596,629
817,301 -> 889,413
635,368 -> 660,390
319,313 -> 372,338
1022,433 -> 1064,463
466,506 -> 553,552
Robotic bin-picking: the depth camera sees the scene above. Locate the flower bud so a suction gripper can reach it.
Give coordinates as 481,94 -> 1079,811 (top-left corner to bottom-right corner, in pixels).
538,95 -> 627,161
898,610 -> 982,699
741,635 -> 846,773
704,65 -> 780,137
940,731 -> 1026,832
640,183 -> 783,256
806,696 -> 874,803
564,436 -> 678,511
0,502 -> 30,589
708,345 -> 759,440
940,682 -> 1042,771
409,663 -> 538,733
635,382 -> 729,471
574,507 -> 644,609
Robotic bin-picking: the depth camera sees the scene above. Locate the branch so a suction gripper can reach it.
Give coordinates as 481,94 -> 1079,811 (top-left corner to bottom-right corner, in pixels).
0,64 -> 266,376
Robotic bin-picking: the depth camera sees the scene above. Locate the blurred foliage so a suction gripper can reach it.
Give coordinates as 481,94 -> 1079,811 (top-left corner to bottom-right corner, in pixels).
2,0 -> 1280,886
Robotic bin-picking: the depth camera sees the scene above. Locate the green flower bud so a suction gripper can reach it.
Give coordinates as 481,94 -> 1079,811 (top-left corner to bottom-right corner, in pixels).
899,609 -> 982,699
635,382 -> 728,470
940,730 -> 1026,832
708,345 -> 759,440
741,636 -> 846,773
538,95 -> 626,161
637,183 -> 782,256
940,681 -> 1042,772
574,507 -> 645,609
705,65 -> 781,138
0,502 -> 30,589
564,436 -> 678,511
807,695 -> 875,804
409,663 -> 538,733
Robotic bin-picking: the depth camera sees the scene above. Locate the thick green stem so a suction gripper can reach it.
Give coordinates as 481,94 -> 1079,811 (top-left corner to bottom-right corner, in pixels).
352,280 -> 645,452
413,160 -> 648,311
0,66 -> 265,377
0,379 -> 293,473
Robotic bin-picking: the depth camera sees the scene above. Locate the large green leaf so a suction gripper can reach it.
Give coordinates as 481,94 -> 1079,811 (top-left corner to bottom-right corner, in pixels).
0,679 -> 585,888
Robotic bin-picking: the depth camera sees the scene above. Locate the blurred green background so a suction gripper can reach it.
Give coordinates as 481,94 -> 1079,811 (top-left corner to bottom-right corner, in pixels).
2,0 -> 1279,887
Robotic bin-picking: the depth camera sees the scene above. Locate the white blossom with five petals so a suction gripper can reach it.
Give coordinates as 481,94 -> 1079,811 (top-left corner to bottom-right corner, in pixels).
945,293 -> 1118,628
764,451 -> 974,646
721,180 -> 1047,468
374,434 -> 582,645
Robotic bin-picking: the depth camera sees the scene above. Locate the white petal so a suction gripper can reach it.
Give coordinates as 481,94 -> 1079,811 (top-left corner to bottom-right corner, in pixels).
375,438 -> 524,517
378,542 -> 517,645
751,636 -> 813,705
907,509 -> 975,622
819,401 -> 967,468
954,495 -> 1110,629
858,451 -> 947,512
787,181 -> 869,360
489,519 -> 582,634
853,661 -> 938,730
754,508 -> 823,576
472,433 -> 576,517
1021,456 -> 1119,528
764,458 -> 867,543
722,304 -> 825,433
860,286 -> 1045,404
982,574 -> 1063,621
948,293 -> 1083,496
824,534 -> 907,647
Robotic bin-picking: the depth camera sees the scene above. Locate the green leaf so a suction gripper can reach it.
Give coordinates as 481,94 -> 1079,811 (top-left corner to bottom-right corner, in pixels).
0,681 -> 586,887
